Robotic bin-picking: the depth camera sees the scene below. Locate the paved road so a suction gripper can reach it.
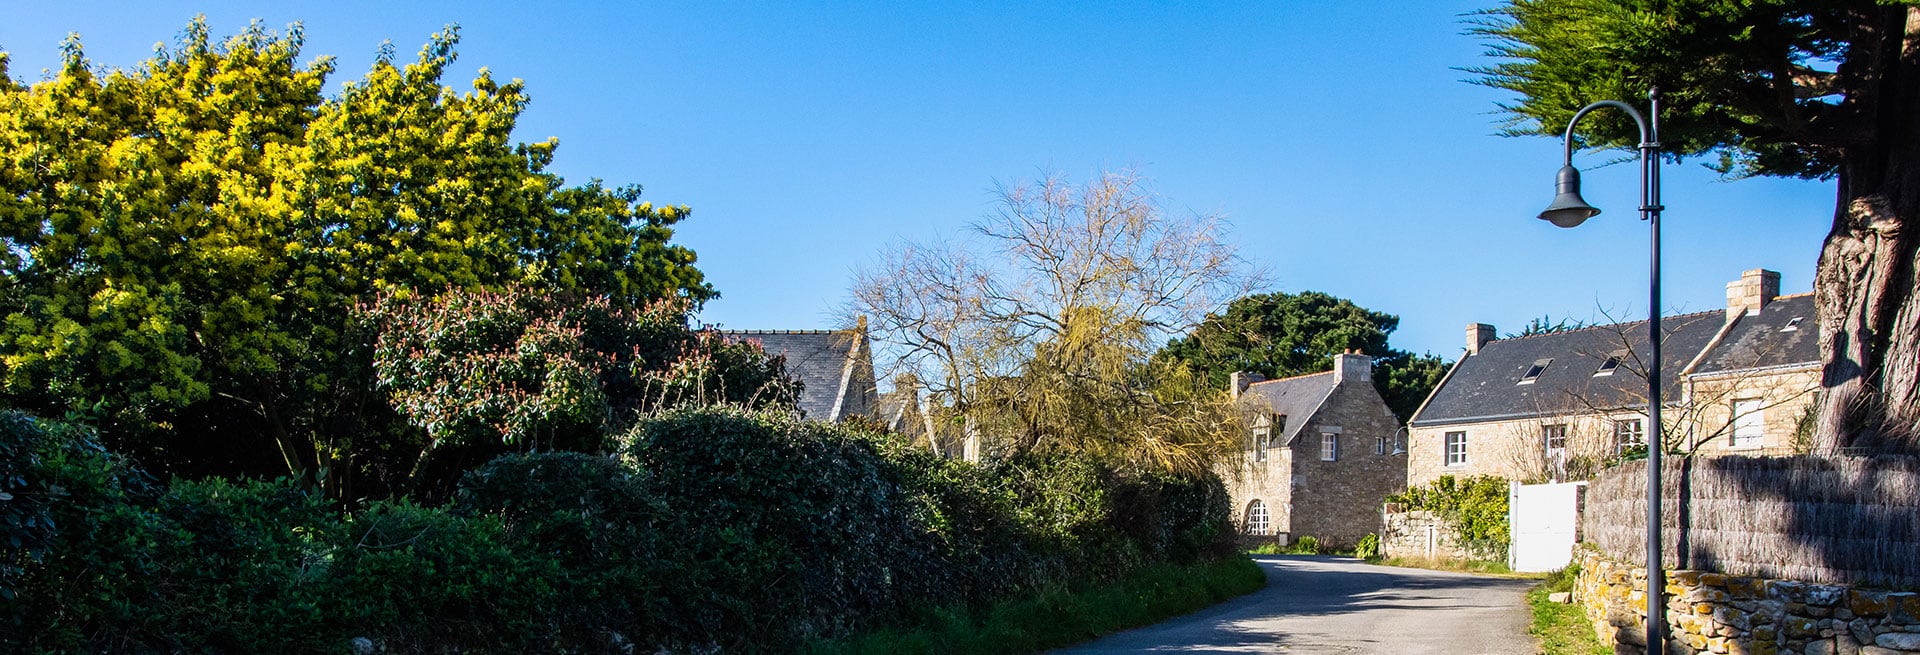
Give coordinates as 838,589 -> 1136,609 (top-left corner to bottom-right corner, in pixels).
1059,555 -> 1536,654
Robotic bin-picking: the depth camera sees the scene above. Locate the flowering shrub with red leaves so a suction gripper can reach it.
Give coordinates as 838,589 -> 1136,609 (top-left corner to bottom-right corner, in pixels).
361,286 -> 798,458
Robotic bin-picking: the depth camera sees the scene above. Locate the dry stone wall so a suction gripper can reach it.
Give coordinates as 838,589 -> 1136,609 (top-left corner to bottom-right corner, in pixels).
1577,550 -> 1920,655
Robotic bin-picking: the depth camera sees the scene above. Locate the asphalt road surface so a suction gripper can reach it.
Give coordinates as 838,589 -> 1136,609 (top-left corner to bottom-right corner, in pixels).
1058,555 -> 1536,654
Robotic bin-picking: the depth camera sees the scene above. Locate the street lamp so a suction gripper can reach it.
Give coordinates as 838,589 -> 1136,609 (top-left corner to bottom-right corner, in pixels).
1538,87 -> 1667,655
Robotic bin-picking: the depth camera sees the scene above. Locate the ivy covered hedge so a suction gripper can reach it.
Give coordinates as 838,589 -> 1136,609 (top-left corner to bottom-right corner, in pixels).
1,408 -> 1237,653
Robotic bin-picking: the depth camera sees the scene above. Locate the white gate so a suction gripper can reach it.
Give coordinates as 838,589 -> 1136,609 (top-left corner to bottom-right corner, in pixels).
1508,481 -> 1585,573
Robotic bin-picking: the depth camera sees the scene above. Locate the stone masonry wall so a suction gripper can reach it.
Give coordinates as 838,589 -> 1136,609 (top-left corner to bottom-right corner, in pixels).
1287,381 -> 1406,549
1380,509 -> 1481,561
1577,549 -> 1920,655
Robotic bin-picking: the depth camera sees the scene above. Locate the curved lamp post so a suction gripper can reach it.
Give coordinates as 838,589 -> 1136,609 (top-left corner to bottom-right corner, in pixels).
1539,88 -> 1666,655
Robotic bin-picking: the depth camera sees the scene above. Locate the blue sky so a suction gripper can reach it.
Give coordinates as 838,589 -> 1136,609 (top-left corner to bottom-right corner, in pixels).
3,2 -> 1835,361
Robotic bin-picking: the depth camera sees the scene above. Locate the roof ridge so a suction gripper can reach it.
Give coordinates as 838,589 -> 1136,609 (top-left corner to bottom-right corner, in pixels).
1771,292 -> 1814,300
1247,369 -> 1336,386
1488,308 -> 1722,344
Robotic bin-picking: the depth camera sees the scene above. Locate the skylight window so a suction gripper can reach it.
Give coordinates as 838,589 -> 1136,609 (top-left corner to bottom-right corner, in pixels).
1594,351 -> 1625,376
1519,358 -> 1551,385
1782,317 -> 1804,332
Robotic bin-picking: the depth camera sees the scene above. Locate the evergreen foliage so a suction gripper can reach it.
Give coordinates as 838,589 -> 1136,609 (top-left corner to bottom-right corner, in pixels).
1,408 -> 1240,653
1156,291 -> 1451,422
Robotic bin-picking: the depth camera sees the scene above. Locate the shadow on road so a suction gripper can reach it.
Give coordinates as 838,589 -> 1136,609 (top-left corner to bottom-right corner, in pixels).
1058,554 -> 1536,654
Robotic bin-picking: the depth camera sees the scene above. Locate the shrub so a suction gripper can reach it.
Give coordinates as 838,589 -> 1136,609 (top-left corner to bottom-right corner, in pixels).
329,501 -> 561,652
1388,474 -> 1510,558
1288,535 -> 1321,554
1355,533 -> 1381,561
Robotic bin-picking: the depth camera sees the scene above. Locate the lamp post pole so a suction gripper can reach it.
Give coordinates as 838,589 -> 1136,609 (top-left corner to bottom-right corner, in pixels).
1537,87 -> 1666,655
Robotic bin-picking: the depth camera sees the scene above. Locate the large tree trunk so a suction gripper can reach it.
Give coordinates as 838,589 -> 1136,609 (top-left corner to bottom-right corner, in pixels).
1813,7 -> 1920,451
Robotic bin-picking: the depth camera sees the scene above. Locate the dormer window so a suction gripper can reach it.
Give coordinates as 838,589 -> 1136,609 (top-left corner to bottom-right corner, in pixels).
1782,317 -> 1804,332
1518,358 -> 1551,385
1594,351 -> 1624,377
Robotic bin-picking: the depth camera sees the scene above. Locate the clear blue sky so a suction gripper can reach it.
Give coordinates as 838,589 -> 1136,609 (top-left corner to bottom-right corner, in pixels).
4,2 -> 1835,360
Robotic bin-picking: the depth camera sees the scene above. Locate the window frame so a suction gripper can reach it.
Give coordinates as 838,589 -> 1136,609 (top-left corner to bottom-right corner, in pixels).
1613,418 -> 1646,454
1444,431 -> 1468,466
1244,499 -> 1271,536
1518,358 -> 1552,385
1730,399 -> 1765,449
1321,432 -> 1338,461
1542,423 -> 1568,458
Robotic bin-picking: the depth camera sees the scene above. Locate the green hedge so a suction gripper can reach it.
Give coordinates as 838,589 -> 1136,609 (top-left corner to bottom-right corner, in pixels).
2,408 -> 1238,653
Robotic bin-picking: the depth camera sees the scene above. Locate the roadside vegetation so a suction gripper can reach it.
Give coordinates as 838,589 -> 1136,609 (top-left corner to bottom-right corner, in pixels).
809,556 -> 1265,654
1527,565 -> 1608,655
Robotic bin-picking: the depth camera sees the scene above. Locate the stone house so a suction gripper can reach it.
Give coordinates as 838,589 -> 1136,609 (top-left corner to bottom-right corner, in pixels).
1406,269 -> 1822,486
1227,352 -> 1407,549
723,323 -> 878,422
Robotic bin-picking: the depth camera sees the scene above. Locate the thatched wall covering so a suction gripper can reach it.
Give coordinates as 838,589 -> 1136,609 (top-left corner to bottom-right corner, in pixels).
1585,456 -> 1920,589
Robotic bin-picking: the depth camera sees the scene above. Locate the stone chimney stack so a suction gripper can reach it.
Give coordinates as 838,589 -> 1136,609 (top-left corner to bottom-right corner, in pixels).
1229,371 -> 1266,399
1333,350 -> 1373,384
1726,269 -> 1781,319
1466,323 -> 1496,356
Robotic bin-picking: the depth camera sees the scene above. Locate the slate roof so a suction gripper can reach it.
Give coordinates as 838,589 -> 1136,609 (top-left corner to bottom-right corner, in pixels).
722,329 -> 870,421
1411,310 -> 1726,427
1690,294 -> 1819,376
1241,371 -> 1340,445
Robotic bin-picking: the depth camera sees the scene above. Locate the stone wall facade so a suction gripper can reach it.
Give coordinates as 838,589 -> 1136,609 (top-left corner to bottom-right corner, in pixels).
1380,509 -> 1483,561
1286,381 -> 1407,549
1225,372 -> 1406,550
1577,550 -> 1920,655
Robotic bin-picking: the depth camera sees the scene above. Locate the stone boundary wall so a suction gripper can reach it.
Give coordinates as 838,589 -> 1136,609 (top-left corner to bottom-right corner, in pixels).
1586,456 -> 1920,589
1380,509 -> 1479,561
1577,550 -> 1920,655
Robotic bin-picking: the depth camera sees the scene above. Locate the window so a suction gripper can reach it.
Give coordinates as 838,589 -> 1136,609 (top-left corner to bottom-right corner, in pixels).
1614,418 -> 1645,454
1594,351 -> 1625,376
1321,432 -> 1339,461
1782,317 -> 1804,332
1731,399 -> 1764,449
1375,434 -> 1388,455
1444,431 -> 1468,466
1519,358 -> 1552,384
1542,423 -> 1567,458
1251,414 -> 1271,462
1244,500 -> 1271,535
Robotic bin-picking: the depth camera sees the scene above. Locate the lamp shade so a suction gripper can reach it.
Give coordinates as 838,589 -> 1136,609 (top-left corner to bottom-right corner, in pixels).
1539,164 -> 1601,228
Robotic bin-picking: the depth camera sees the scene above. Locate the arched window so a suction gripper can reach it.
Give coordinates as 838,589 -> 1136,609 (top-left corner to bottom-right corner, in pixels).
1244,499 -> 1271,536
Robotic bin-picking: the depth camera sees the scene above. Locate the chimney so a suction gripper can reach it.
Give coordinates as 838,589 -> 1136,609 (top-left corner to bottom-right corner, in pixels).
1333,350 -> 1373,384
1726,269 -> 1781,319
1466,323 -> 1496,356
1229,371 -> 1266,399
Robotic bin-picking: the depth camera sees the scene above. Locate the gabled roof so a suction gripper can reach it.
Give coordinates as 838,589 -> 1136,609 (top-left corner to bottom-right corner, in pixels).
723,329 -> 870,421
1241,371 -> 1339,445
1411,310 -> 1725,427
1691,294 -> 1819,376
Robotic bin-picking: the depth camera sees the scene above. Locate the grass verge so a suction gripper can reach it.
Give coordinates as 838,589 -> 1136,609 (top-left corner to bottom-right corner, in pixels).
1528,565 -> 1608,655
1376,555 -> 1526,577
808,556 -> 1266,655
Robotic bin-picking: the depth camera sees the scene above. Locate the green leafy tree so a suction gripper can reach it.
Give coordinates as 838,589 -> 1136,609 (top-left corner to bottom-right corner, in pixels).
0,20 -> 711,494
1156,291 -> 1451,423
1472,0 -> 1920,451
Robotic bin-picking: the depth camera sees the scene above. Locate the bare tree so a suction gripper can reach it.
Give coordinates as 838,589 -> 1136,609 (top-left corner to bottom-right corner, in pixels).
848,169 -> 1260,473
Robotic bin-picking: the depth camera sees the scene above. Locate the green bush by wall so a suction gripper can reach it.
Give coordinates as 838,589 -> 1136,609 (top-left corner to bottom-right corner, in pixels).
2,408 -> 1238,653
